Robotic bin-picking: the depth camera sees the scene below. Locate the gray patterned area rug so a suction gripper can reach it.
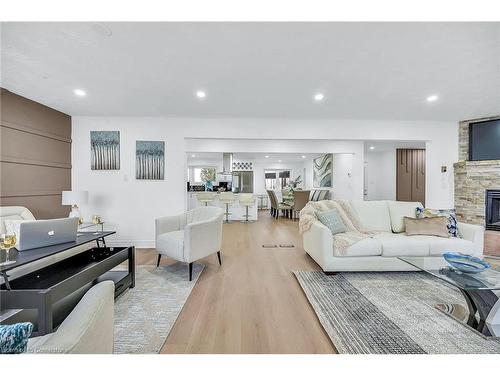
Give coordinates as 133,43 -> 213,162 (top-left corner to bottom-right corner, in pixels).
294,271 -> 500,354
113,263 -> 203,354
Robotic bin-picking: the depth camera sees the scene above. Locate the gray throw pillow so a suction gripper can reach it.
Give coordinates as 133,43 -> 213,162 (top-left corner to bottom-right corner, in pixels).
316,208 -> 347,235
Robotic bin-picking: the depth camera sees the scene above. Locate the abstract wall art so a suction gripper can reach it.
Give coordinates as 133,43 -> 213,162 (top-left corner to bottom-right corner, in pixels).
90,131 -> 120,170
136,140 -> 165,180
313,154 -> 333,188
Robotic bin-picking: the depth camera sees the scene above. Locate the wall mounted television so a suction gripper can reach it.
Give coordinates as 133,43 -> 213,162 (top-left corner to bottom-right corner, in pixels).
469,119 -> 500,161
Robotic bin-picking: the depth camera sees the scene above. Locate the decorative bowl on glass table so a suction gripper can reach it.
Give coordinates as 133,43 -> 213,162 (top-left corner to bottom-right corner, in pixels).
443,252 -> 491,274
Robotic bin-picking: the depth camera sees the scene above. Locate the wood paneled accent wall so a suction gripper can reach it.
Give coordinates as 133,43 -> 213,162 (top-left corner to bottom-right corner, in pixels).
0,88 -> 71,218
396,149 -> 426,205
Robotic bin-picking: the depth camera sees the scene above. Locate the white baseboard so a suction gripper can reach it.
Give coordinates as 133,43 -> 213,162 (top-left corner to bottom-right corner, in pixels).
106,239 -> 155,249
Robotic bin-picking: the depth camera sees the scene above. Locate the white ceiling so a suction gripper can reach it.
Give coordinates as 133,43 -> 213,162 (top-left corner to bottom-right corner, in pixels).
1,22 -> 499,120
364,140 -> 426,153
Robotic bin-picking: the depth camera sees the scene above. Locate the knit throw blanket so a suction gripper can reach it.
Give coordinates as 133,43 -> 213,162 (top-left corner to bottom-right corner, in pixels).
299,200 -> 375,255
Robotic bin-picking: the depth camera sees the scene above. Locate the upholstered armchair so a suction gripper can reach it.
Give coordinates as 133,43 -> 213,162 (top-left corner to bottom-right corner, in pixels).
27,280 -> 115,354
155,206 -> 224,280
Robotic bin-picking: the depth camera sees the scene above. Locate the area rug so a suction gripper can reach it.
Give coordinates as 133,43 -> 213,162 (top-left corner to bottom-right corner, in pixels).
294,271 -> 500,354
113,263 -> 203,354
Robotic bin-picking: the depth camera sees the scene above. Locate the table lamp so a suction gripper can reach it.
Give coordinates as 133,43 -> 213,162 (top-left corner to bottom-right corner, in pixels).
62,190 -> 89,219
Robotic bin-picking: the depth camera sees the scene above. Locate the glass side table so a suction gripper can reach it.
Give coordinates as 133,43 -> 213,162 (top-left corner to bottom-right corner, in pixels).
399,255 -> 500,337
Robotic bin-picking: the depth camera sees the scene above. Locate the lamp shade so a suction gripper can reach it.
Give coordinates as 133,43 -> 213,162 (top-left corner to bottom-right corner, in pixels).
62,191 -> 89,206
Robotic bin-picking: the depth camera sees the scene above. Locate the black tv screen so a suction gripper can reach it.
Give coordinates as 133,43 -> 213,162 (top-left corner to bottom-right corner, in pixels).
469,119 -> 500,161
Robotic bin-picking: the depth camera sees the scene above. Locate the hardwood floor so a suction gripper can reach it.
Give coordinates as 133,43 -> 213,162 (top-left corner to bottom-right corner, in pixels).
134,211 -> 500,354
134,210 -> 336,354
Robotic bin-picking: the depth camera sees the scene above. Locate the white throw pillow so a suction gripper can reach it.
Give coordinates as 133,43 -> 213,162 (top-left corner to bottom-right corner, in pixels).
388,201 -> 424,233
3,219 -> 35,245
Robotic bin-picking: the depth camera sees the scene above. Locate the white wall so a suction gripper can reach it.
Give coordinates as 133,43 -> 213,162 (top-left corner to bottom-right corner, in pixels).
302,153 -> 355,200
364,151 -> 397,200
72,117 -> 458,246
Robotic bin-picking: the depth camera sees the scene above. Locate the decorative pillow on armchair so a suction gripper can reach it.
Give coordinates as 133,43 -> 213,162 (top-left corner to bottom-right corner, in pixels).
0,323 -> 33,354
416,207 -> 459,237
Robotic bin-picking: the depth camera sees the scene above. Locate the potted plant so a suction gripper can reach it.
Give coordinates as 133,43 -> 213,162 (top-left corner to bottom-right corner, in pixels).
201,168 -> 216,191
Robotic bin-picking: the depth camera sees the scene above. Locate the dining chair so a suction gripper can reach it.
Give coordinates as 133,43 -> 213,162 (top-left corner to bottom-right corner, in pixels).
317,190 -> 330,201
292,190 -> 310,220
266,190 -> 277,217
310,190 -> 320,201
270,190 -> 292,219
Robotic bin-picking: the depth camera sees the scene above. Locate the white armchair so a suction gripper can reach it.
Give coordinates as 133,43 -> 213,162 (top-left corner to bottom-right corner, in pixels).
27,280 -> 115,354
155,206 -> 224,280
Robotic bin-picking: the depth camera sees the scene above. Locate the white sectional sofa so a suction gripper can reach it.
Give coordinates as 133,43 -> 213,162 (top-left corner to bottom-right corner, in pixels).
302,200 -> 485,272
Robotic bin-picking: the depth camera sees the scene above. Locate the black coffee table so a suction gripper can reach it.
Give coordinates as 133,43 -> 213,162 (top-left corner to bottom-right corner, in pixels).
399,256 -> 500,337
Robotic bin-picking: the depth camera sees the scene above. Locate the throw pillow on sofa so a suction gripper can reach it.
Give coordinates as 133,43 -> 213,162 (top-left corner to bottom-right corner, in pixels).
316,208 -> 347,235
416,207 -> 459,237
404,216 -> 450,238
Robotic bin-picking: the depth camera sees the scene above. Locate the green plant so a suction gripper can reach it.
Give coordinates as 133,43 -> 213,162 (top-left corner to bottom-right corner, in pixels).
287,175 -> 302,191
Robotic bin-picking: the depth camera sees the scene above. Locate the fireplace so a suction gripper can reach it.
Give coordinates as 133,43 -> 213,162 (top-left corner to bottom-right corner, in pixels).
485,189 -> 500,231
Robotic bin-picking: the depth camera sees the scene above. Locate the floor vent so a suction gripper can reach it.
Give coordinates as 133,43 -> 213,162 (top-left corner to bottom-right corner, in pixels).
279,244 -> 295,248
262,244 -> 278,248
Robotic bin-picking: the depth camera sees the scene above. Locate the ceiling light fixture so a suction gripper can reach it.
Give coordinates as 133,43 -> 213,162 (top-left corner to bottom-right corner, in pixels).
196,90 -> 207,99
278,160 -> 282,163
369,146 -> 375,150
301,155 -> 306,159
191,154 -> 196,158
314,93 -> 325,102
73,89 -> 87,97
265,155 -> 269,158
426,94 -> 439,102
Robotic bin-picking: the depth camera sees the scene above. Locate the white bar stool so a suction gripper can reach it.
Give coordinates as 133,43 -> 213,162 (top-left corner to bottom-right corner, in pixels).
219,192 -> 235,223
238,193 -> 255,223
196,192 -> 216,206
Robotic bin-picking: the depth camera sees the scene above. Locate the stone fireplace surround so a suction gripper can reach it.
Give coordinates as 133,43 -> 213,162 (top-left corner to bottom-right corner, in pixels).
454,116 -> 500,254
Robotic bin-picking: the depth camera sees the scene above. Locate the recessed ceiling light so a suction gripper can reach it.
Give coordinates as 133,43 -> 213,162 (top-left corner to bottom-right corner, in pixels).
265,155 -> 269,158
196,90 -> 206,99
314,93 -> 325,102
278,160 -> 282,163
73,89 -> 87,97
301,155 -> 306,159
191,154 -> 196,158
426,94 -> 439,102
369,146 -> 375,150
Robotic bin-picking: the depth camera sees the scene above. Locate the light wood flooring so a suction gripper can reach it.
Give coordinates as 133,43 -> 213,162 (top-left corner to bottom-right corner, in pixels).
134,211 -> 500,354
134,210 -> 336,354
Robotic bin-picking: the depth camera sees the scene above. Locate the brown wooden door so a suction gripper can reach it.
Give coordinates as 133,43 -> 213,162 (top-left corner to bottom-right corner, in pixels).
396,149 -> 425,205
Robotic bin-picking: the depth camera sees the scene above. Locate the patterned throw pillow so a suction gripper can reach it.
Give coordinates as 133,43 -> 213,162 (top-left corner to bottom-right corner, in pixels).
416,207 -> 459,238
0,322 -> 33,354
316,208 -> 347,235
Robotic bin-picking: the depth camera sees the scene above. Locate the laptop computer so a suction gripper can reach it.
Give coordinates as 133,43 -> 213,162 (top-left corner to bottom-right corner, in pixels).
17,217 -> 79,251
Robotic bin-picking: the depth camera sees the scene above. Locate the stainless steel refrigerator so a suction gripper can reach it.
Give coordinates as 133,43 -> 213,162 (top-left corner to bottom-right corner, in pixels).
232,171 -> 254,193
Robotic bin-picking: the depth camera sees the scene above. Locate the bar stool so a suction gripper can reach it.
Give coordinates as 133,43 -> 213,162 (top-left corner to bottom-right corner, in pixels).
219,192 -> 235,223
238,193 -> 255,223
196,192 -> 216,206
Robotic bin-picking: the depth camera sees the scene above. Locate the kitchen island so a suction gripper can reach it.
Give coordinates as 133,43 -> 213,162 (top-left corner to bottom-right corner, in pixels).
187,192 -> 258,221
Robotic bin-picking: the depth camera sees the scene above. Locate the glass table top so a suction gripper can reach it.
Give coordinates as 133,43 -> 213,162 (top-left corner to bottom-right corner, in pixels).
398,256 -> 500,291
